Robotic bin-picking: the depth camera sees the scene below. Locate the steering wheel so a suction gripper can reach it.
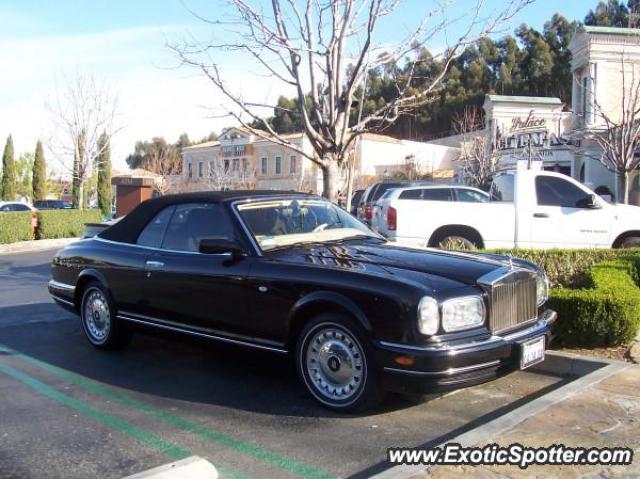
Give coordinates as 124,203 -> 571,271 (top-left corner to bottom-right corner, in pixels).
312,223 -> 329,233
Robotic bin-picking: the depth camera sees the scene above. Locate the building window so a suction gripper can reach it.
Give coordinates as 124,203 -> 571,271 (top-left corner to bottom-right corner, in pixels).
290,155 -> 297,174
261,157 -> 268,175
224,159 -> 230,172
198,161 -> 203,178
222,146 -> 233,157
234,145 -> 245,156
233,158 -> 240,172
208,160 -> 214,175
275,156 -> 282,175
188,162 -> 192,178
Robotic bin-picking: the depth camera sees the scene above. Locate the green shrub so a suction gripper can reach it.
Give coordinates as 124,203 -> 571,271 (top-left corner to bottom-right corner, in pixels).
487,249 -> 637,288
36,209 -> 101,239
549,255 -> 640,346
0,212 -> 33,244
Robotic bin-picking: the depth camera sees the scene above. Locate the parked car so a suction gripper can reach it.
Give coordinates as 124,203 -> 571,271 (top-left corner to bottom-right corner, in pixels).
33,199 -> 72,210
0,201 -> 37,212
357,181 -> 424,224
372,185 -> 489,237
49,190 -> 554,411
349,189 -> 364,216
385,165 -> 640,250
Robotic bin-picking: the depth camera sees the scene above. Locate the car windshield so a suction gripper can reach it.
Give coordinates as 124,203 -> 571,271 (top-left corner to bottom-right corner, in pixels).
237,198 -> 379,251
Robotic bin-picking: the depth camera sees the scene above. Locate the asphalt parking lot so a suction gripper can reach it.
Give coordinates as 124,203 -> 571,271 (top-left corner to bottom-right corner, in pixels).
0,249 -> 570,479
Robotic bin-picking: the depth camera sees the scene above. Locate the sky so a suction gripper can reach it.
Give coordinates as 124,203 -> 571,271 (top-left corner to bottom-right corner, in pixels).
0,0 -> 590,174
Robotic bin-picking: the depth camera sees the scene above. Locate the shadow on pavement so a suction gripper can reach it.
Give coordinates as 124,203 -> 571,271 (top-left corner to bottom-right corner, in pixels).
0,304 -> 421,418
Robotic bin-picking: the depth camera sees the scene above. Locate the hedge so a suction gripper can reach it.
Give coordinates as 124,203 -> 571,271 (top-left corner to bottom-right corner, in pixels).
488,249 -> 640,347
487,248 -> 637,288
549,255 -> 640,346
36,209 -> 102,240
0,212 -> 33,244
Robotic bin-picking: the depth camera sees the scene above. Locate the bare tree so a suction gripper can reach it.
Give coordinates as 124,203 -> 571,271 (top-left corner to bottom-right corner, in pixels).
578,55 -> 640,204
203,158 -> 235,191
452,105 -> 498,190
140,143 -> 181,195
171,0 -> 531,201
48,74 -> 120,209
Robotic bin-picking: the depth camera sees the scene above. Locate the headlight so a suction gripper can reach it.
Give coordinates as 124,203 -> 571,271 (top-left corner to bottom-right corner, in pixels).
441,295 -> 485,332
536,273 -> 549,306
417,296 -> 439,335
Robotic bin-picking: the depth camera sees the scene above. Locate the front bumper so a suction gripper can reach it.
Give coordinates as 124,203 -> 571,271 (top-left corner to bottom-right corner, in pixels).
376,309 -> 557,394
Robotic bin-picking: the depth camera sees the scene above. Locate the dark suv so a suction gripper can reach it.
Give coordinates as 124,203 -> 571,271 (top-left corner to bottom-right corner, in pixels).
34,200 -> 71,210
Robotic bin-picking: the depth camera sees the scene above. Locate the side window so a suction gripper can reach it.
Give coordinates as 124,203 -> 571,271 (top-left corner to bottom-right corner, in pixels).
536,176 -> 590,208
399,189 -> 422,200
162,203 -> 236,252
137,206 -> 175,248
422,188 -> 453,201
457,189 -> 488,203
0,205 -> 11,212
490,175 -> 515,202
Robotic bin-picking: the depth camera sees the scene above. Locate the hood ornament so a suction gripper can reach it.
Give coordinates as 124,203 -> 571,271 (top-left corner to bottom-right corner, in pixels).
507,253 -> 514,269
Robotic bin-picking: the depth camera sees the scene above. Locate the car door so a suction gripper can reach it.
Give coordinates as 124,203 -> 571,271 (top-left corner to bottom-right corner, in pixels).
142,202 -> 251,336
530,175 -> 612,248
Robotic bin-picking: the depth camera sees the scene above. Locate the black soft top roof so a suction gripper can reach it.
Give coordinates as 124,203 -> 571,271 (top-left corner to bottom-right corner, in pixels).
99,190 -> 314,244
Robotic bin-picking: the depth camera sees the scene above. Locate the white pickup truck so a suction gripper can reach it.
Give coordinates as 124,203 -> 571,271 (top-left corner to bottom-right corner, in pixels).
374,166 -> 640,249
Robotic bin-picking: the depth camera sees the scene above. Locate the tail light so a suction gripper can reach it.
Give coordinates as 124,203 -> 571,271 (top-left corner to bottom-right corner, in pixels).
365,204 -> 372,221
387,207 -> 397,230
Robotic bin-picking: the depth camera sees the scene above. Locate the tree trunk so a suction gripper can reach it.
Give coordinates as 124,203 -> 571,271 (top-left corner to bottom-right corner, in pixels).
321,160 -> 339,203
619,172 -> 629,204
77,180 -> 85,209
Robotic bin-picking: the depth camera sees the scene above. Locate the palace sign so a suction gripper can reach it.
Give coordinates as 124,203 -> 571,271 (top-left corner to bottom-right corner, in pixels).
511,110 -> 546,131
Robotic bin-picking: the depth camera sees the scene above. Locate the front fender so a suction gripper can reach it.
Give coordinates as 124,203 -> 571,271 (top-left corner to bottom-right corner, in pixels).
287,290 -> 373,335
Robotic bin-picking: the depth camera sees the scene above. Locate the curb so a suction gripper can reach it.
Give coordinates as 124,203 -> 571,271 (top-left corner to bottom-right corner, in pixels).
370,351 -> 632,479
0,237 -> 80,255
122,456 -> 218,479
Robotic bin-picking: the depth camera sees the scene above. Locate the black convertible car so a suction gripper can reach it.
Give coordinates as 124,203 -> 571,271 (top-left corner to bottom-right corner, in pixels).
49,191 -> 556,411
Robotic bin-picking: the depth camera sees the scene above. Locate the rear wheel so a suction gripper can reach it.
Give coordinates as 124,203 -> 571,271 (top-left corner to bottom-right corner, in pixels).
80,282 -> 131,350
296,313 -> 384,412
437,235 -> 477,251
620,236 -> 640,248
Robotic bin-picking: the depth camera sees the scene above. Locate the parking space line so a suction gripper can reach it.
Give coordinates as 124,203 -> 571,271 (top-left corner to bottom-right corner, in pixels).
0,344 -> 335,479
0,357 -> 246,479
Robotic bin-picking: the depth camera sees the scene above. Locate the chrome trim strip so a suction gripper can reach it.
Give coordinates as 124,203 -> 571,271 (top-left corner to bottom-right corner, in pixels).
52,296 -> 75,307
379,310 -> 556,353
117,313 -> 288,354
93,237 -> 234,257
48,279 -> 75,292
384,360 -> 501,377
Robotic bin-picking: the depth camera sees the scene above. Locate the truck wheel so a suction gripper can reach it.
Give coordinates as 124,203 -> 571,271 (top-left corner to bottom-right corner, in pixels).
296,313 -> 384,412
620,236 -> 640,248
438,235 -> 477,251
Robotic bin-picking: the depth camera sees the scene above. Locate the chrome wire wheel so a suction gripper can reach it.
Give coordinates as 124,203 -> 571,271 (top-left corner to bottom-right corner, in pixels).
304,325 -> 366,403
82,288 -> 111,344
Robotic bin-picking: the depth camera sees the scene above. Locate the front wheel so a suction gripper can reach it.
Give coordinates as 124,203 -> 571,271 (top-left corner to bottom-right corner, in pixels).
80,282 -> 131,350
296,314 -> 384,412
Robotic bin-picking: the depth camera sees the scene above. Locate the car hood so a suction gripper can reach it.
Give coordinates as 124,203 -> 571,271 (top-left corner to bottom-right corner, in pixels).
267,240 -> 512,288
612,202 -> 640,219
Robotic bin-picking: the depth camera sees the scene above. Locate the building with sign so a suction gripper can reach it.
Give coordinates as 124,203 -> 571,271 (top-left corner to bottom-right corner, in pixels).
432,25 -> 640,205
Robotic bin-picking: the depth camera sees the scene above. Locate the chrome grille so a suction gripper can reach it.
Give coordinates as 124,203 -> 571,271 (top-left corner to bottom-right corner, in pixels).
480,269 -> 537,333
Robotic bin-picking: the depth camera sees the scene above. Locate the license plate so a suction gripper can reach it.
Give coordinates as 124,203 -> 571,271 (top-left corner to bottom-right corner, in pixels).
520,337 -> 545,370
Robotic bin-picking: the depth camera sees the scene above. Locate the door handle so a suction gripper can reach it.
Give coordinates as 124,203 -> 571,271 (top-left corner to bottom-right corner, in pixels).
533,213 -> 550,218
145,260 -> 165,268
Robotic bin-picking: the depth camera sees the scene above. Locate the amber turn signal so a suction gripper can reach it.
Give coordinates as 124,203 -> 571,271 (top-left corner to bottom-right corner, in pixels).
394,356 -> 415,366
